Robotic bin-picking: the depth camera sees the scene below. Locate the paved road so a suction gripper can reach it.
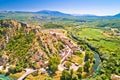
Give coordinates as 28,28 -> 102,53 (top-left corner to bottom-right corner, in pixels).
60,45 -> 71,63
58,47 -> 85,71
17,69 -> 37,80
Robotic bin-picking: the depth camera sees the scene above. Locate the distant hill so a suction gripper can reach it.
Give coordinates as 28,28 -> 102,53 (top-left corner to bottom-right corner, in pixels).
36,10 -> 72,16
1,10 -> 120,22
73,14 -> 97,17
114,13 -> 120,17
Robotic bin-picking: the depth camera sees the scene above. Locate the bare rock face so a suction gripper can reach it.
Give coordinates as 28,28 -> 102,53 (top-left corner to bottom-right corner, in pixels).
0,19 -> 28,50
0,57 -> 4,66
0,19 -> 27,28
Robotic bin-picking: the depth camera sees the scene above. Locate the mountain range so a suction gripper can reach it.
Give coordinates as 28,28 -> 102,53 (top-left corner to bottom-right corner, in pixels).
0,10 -> 120,22
0,10 -> 71,16
0,10 -> 120,17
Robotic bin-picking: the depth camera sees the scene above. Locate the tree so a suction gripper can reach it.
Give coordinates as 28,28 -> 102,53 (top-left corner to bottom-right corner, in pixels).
14,65 -> 23,72
84,52 -> 89,61
44,77 -> 52,80
8,66 -> 16,74
60,69 -> 78,80
77,67 -> 82,79
48,56 -> 60,74
60,70 -> 71,80
72,74 -> 79,80
65,62 -> 72,69
84,61 -> 90,72
32,70 -> 39,76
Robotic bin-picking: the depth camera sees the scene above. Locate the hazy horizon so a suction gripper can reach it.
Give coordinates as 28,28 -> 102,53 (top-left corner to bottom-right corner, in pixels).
0,0 -> 120,16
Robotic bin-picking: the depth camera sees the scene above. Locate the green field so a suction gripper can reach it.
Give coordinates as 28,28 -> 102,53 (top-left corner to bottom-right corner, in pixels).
76,28 -> 106,39
70,26 -> 120,79
74,28 -> 120,52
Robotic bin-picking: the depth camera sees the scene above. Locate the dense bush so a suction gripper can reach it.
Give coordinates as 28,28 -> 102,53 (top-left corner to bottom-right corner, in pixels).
43,22 -> 63,29
48,56 -> 60,74
5,28 -> 35,71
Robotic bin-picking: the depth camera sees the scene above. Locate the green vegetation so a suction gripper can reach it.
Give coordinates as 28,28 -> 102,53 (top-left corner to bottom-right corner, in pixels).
60,69 -> 78,80
75,28 -> 105,39
43,22 -> 63,29
73,50 -> 83,57
97,20 -> 120,30
68,25 -> 120,79
5,29 -> 36,72
48,56 -> 60,75
0,13 -> 120,80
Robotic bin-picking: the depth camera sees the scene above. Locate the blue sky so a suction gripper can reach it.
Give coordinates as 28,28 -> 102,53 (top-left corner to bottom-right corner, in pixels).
0,0 -> 120,16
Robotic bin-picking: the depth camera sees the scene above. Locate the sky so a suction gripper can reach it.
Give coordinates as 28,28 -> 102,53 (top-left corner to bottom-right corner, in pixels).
0,0 -> 120,16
